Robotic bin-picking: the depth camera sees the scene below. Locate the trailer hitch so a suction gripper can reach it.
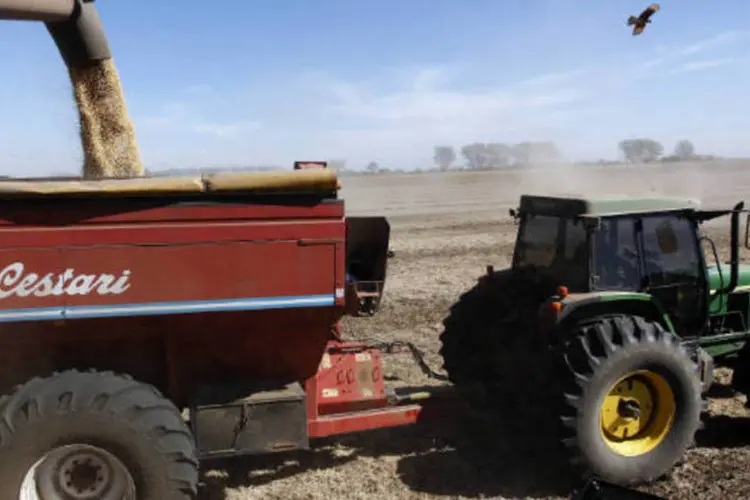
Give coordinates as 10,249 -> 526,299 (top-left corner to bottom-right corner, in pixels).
331,340 -> 449,381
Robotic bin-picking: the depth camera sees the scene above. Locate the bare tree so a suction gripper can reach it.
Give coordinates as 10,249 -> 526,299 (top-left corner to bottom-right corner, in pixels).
433,146 -> 456,171
674,140 -> 695,161
485,143 -> 513,167
618,138 -> 664,163
461,143 -> 490,169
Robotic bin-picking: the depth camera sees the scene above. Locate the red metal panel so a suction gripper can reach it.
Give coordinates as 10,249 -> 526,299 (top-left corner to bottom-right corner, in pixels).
304,342 -> 464,439
294,161 -> 327,170
334,241 -> 345,307
61,241 -> 336,306
0,241 -> 336,316
162,308 -> 338,405
0,308 -> 340,407
0,221 -> 344,248
313,345 -> 388,416
308,405 -> 423,438
0,199 -> 344,227
0,248 -> 65,315
0,196 -> 349,407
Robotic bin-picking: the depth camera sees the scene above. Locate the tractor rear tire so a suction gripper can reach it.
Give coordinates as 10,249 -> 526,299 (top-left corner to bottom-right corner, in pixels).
557,315 -> 702,486
0,370 -> 198,500
438,267 -> 558,410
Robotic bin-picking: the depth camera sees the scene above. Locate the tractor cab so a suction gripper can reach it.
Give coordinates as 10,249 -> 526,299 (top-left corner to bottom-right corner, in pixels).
510,194 -> 749,340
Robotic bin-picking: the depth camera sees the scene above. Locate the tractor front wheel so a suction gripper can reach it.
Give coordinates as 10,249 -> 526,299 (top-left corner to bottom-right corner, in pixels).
557,315 -> 702,486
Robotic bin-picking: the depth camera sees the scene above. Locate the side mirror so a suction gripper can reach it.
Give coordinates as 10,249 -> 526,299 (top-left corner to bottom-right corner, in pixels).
509,208 -> 520,225
745,213 -> 750,250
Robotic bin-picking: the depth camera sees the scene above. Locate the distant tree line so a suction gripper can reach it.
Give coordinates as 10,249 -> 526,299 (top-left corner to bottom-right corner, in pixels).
420,138 -> 716,172
432,142 -> 562,171
141,139 -> 722,177
140,137 -> 722,177
617,138 -> 716,164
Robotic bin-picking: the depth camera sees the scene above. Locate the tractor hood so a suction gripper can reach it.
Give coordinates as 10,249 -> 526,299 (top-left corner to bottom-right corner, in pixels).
706,263 -> 750,292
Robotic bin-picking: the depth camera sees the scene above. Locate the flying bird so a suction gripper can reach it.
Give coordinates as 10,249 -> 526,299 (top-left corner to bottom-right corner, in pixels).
627,3 -> 660,36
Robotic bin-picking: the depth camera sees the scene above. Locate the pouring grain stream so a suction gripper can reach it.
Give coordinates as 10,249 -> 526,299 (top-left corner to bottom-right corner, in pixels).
68,57 -> 143,178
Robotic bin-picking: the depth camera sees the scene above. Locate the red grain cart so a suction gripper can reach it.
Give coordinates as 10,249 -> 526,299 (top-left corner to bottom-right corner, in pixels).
0,168 -> 450,499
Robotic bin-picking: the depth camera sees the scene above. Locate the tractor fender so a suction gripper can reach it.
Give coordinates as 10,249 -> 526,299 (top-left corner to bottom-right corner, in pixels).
549,291 -> 676,336
548,292 -> 717,394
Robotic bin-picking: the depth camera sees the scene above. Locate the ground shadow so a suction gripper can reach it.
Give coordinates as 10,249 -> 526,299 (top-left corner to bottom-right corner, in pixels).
197,405 -> 576,499
705,382 -> 738,399
695,414 -> 750,449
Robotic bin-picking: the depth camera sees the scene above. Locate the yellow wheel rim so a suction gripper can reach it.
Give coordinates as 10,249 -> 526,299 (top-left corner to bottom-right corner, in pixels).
599,370 -> 676,457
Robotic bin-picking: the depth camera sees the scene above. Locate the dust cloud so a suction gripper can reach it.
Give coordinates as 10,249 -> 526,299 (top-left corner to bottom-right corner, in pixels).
509,161 -> 711,202
341,161 -> 749,223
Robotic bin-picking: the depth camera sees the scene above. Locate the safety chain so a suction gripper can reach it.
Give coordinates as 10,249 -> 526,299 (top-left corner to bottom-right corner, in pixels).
331,340 -> 449,381
363,340 -> 449,382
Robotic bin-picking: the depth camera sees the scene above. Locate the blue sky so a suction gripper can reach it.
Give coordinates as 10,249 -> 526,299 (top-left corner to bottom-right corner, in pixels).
0,0 -> 748,175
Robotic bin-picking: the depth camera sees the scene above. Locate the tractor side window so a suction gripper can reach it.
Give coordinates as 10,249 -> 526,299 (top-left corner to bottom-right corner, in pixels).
592,218 -> 640,290
641,215 -> 705,335
562,218 -> 589,291
515,215 -> 559,267
564,218 -> 587,261
641,215 -> 701,286
515,214 -> 588,290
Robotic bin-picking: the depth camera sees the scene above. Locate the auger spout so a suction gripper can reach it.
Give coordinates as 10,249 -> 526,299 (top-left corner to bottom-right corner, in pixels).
0,0 -> 141,178
0,1 -> 111,64
0,0 -> 75,22
45,0 -> 111,66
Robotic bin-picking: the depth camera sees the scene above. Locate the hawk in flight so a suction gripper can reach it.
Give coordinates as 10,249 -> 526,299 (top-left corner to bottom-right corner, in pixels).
627,3 -> 660,35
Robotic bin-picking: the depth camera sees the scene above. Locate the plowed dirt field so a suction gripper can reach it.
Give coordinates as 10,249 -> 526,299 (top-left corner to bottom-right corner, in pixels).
202,161 -> 750,500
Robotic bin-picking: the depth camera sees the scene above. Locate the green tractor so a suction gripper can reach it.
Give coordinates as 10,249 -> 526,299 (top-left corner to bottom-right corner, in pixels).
440,194 -> 750,486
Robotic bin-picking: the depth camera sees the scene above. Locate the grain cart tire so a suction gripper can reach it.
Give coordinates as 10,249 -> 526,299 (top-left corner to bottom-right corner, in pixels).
558,315 -> 702,486
438,267 -> 558,410
0,370 -> 198,500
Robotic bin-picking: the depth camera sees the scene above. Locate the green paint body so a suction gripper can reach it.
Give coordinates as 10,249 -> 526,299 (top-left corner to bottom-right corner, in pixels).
512,193 -> 750,362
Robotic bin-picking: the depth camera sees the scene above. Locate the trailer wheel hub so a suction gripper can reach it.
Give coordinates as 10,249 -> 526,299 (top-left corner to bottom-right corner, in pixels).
58,448 -> 110,497
599,370 -> 676,457
19,444 -> 135,500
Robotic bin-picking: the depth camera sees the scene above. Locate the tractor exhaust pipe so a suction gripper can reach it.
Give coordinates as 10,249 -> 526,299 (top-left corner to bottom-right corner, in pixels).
722,201 -> 745,294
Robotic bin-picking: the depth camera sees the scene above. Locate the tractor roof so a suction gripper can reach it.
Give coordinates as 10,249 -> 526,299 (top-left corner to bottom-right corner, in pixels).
519,193 -> 701,217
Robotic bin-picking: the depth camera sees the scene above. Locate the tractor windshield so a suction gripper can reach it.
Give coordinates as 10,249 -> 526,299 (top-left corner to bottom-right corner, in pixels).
513,214 -> 588,291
